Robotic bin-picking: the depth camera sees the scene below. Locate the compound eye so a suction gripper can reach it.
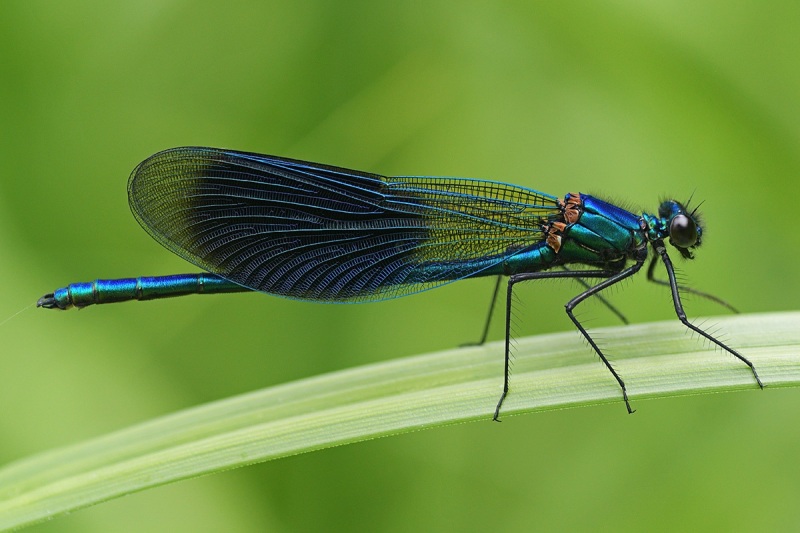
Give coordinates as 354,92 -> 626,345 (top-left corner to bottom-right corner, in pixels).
669,214 -> 698,248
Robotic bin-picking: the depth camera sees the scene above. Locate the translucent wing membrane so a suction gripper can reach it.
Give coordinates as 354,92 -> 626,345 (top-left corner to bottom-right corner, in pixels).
128,147 -> 559,302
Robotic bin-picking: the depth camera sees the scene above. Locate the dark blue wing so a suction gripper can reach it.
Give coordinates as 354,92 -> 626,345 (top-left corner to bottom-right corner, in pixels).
128,147 -> 559,302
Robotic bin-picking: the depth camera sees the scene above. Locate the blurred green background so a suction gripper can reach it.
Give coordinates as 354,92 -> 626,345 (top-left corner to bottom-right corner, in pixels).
1,1 -> 799,531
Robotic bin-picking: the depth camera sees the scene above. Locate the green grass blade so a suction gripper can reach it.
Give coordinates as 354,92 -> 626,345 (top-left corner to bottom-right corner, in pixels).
0,311 -> 797,529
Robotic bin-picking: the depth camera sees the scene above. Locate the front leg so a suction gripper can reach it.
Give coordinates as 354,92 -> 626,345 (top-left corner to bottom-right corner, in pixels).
646,255 -> 738,313
652,240 -> 763,388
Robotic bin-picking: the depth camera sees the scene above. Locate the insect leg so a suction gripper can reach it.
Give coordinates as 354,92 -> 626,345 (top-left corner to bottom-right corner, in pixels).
562,259 -> 646,415
461,275 -> 502,347
562,265 -> 628,325
465,267 -> 628,350
652,240 -> 763,388
646,254 -> 739,313
493,267 -> 624,421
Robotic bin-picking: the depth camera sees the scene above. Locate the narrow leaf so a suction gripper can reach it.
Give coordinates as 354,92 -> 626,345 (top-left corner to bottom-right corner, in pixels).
0,312 -> 797,529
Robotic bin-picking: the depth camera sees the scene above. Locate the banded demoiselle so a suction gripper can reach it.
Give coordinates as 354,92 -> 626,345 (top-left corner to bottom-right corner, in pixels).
37,147 -> 762,419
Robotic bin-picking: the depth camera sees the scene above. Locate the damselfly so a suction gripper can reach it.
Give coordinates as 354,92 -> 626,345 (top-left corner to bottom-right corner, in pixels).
38,147 -> 762,419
